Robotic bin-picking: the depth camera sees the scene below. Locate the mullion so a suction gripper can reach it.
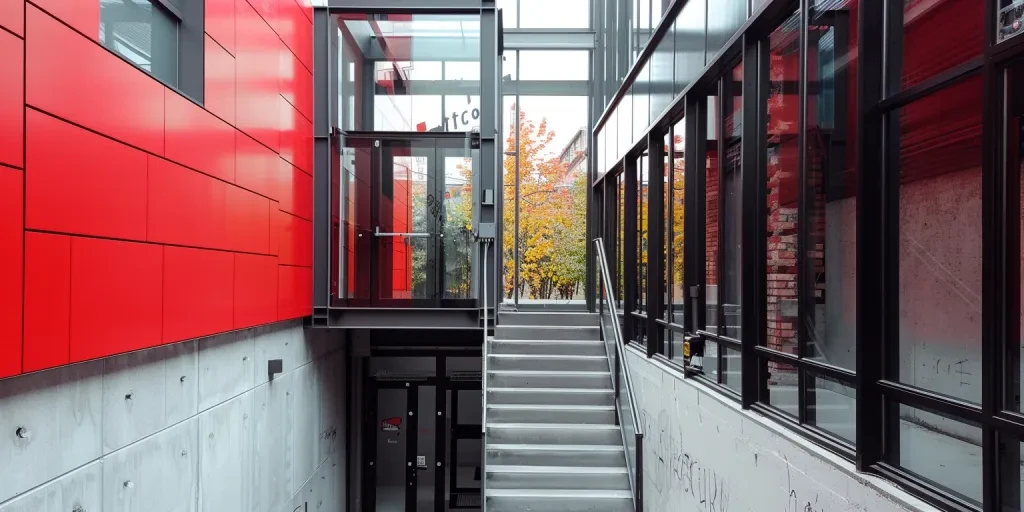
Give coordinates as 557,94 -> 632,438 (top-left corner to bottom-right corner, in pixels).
796,0 -> 808,426
716,74 -> 727,383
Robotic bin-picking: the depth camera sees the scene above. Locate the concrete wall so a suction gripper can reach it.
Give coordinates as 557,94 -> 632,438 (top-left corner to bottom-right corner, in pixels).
624,348 -> 937,512
0,320 -> 346,512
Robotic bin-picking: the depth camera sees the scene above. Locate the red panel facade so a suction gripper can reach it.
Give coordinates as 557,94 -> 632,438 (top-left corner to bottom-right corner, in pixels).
0,32 -> 23,169
278,265 -> 312,321
23,232 -> 70,372
0,0 -> 24,37
26,6 -> 165,155
70,237 -> 163,362
165,88 -> 236,183
205,35 -> 237,127
0,0 -> 314,377
205,0 -> 236,55
26,110 -> 148,240
234,253 -> 279,328
163,246 -> 234,342
0,169 -> 22,378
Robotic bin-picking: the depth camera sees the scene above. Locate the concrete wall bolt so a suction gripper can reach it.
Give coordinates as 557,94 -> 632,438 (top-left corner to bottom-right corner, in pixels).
124,392 -> 133,401
15,427 -> 30,439
123,480 -> 134,489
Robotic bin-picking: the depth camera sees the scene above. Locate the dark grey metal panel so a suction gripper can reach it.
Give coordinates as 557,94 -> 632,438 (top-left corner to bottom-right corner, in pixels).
504,31 -> 596,49
176,0 -> 204,102
501,81 -> 590,95
313,8 -> 332,309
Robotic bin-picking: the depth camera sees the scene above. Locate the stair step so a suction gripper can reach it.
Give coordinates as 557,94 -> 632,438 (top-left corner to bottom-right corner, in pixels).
488,370 -> 612,389
485,489 -> 633,512
486,465 -> 630,490
490,339 -> 607,356
488,388 -> 615,406
488,404 -> 616,424
488,354 -> 610,372
486,423 -> 622,445
486,444 -> 626,466
499,312 -> 600,327
495,325 -> 602,341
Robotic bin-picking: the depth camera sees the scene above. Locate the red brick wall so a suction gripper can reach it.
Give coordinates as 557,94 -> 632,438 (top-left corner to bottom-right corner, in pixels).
0,0 -> 314,378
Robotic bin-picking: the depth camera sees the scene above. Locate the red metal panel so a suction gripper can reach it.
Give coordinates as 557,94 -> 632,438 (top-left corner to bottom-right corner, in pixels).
26,110 -> 148,240
269,201 -> 280,256
278,0 -> 313,80
205,0 -> 235,55
163,246 -> 234,343
225,183 -> 271,254
28,0 -> 98,40
0,169 -> 22,378
278,158 -> 313,221
279,44 -> 313,122
205,35 -> 236,127
26,6 -> 165,155
236,129 -> 278,199
70,237 -> 163,362
0,31 -> 23,169
23,232 -> 70,373
279,96 -> 312,174
248,0 -> 279,34
234,253 -> 278,328
0,0 -> 24,37
278,210 -> 313,267
148,155 -> 228,250
278,265 -> 312,320
165,88 -> 236,183
236,0 -> 280,152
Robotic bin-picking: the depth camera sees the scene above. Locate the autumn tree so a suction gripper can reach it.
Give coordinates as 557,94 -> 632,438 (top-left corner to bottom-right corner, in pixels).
503,106 -> 588,300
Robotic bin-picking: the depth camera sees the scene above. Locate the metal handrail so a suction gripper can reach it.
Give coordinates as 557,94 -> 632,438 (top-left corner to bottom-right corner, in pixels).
480,240 -> 490,512
593,238 -> 644,510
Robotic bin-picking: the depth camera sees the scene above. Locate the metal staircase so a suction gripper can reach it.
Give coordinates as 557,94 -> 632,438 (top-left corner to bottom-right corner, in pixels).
483,312 -> 635,512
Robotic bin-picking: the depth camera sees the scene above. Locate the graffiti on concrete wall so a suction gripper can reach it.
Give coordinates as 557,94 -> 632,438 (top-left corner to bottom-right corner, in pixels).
641,408 -> 731,512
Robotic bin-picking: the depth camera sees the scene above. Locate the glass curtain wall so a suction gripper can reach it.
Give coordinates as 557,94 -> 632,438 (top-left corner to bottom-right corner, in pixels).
497,0 -> 592,308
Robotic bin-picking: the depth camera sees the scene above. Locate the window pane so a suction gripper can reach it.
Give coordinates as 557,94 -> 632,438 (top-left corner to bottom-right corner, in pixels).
894,404 -> 982,504
999,0 -> 1024,42
897,76 -> 983,404
619,90 -> 633,160
1011,62 -> 1024,412
99,0 -> 178,86
519,0 -> 589,28
671,118 -> 686,329
662,133 -> 671,325
445,61 -> 479,80
634,63 -> 651,142
807,0 -> 858,370
766,358 -> 799,418
897,0 -> 982,91
502,51 -> 517,80
704,94 -> 719,334
765,11 -> 800,355
706,0 -> 746,60
502,96 -> 517,302
806,373 -> 856,443
651,32 -> 675,122
722,345 -> 741,393
618,173 -> 626,305
518,51 -> 589,81
721,63 -> 743,340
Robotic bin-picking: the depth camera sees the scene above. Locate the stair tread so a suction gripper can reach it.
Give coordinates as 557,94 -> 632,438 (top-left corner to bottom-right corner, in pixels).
489,354 -> 607,359
488,404 -> 616,411
489,387 -> 615,394
488,370 -> 610,375
490,339 -> 604,343
487,423 -> 620,430
486,444 -> 624,452
487,465 -> 627,474
485,489 -> 632,499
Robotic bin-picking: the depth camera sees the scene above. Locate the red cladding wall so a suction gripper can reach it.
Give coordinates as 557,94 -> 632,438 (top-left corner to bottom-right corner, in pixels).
1,0 -> 314,377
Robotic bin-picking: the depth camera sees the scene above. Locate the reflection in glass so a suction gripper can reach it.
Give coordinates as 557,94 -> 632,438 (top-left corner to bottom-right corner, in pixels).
807,0 -> 858,369
766,358 -> 799,417
765,12 -> 800,355
440,148 -> 475,300
999,0 -> 1024,42
634,64 -> 651,144
704,95 -> 720,335
662,134 -> 671,325
99,0 -> 178,85
806,373 -> 856,442
721,63 -> 743,341
673,0 -> 707,94
637,153 -> 649,313
895,404 -> 982,504
1012,62 -> 1024,412
502,96 -> 518,303
379,151 -> 432,300
339,143 -> 373,300
722,346 -> 741,393
897,76 -> 983,404
670,119 -> 686,361
618,173 -> 626,305
898,0 -> 982,91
